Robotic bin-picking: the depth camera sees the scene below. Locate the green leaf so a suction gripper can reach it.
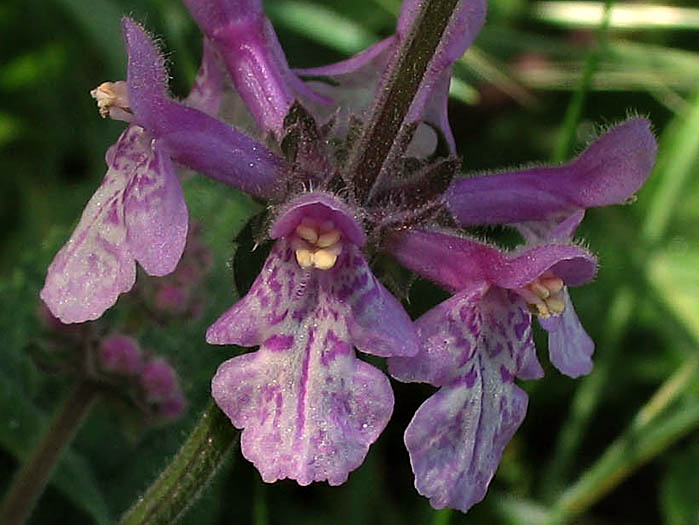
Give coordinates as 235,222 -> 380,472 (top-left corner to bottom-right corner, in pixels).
0,378 -> 112,524
642,86 -> 699,245
648,247 -> 699,345
267,0 -> 377,55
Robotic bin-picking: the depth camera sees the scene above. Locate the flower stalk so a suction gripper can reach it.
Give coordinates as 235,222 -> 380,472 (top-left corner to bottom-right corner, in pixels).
120,401 -> 239,525
0,380 -> 99,525
345,0 -> 459,199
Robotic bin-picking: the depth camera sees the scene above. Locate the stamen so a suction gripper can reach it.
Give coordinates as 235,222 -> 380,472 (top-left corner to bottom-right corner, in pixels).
90,81 -> 132,121
313,249 -> 338,270
317,230 -> 340,248
541,276 -> 564,294
296,225 -> 318,244
295,249 -> 314,268
291,218 -> 343,270
531,282 -> 550,300
516,274 -> 567,318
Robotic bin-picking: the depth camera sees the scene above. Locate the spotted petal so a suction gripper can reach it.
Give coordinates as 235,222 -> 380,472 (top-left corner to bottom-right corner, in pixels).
405,359 -> 528,512
41,127 -> 140,323
389,282 -> 487,385
209,240 -> 414,484
398,289 -> 534,511
538,289 -> 594,378
212,340 -> 393,486
123,130 -> 188,276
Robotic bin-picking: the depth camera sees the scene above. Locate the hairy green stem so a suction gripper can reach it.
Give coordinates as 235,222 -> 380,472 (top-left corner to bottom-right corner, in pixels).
120,401 -> 239,525
345,0 -> 459,200
0,380 -> 99,525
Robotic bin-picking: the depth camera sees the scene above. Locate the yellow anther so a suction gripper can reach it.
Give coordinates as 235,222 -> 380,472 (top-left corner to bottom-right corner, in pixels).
317,230 -> 341,248
546,296 -> 566,316
519,274 -> 567,318
541,276 -> 564,294
91,81 -> 131,120
313,249 -> 338,270
291,217 -> 344,270
534,303 -> 550,318
295,249 -> 314,269
296,225 -> 318,244
531,282 -> 550,300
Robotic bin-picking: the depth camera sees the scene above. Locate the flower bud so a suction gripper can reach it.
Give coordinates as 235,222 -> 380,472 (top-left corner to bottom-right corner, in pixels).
98,334 -> 143,376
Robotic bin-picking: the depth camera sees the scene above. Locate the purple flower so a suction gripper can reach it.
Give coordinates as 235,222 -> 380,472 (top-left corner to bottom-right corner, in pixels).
41,19 -> 283,323
445,118 -> 657,235
207,192 -> 417,485
183,0 -> 484,153
387,229 -> 597,511
180,0 -> 486,485
445,118 -> 657,377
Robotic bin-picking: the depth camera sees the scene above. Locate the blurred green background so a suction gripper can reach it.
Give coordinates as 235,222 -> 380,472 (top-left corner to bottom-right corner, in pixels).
1,0 -> 699,523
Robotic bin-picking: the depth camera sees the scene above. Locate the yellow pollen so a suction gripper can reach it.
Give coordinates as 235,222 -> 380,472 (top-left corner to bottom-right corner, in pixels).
317,230 -> 341,248
520,275 -> 566,318
91,81 -> 131,119
292,219 -> 343,270
295,225 -> 318,244
295,249 -> 314,268
531,282 -> 550,300
541,276 -> 564,294
313,249 -> 338,270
